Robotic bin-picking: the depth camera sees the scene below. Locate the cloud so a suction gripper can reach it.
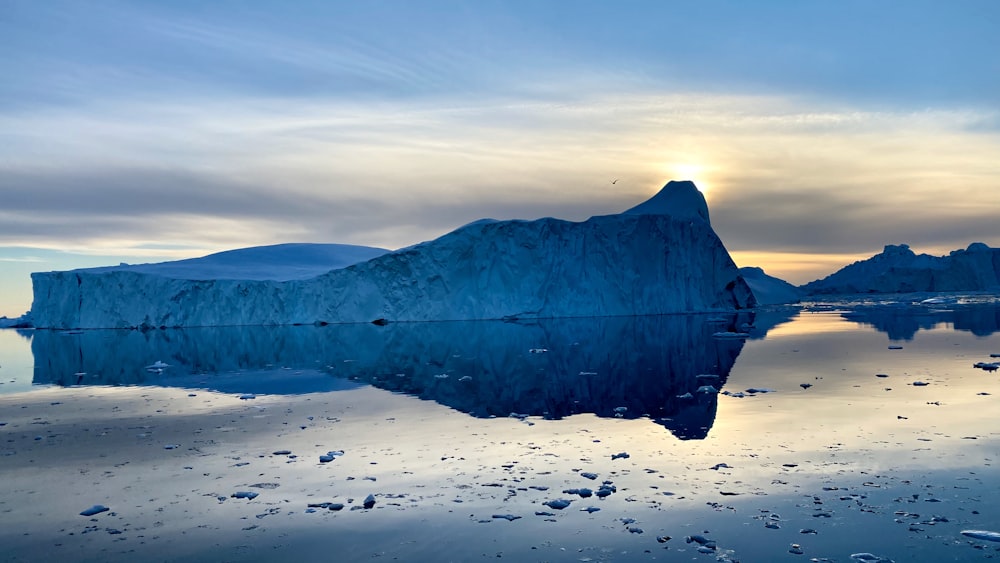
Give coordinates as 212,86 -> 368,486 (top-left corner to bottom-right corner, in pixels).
1,91 -> 998,279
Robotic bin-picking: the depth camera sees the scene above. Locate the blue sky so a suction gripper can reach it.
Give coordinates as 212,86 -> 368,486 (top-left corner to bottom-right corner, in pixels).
2,0 -> 999,316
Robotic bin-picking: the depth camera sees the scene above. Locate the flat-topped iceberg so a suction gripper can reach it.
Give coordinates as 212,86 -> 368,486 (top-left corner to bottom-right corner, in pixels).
30,181 -> 755,328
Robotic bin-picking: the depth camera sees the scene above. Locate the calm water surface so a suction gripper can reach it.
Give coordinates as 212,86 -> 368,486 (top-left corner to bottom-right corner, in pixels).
1,297 -> 1000,562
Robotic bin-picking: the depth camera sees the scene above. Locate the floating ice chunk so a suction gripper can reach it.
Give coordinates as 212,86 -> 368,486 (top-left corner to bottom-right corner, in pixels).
745,388 -> 775,394
363,494 -> 376,509
712,331 -> 750,339
912,381 -> 929,386
79,505 -> 110,516
611,452 -> 630,460
676,392 -> 694,399
433,374 -> 449,379
458,375 -> 472,382
145,361 -> 170,372
580,472 -> 598,480
850,553 -> 893,562
528,348 -> 548,354
962,530 -> 1000,542
888,345 -> 903,350
239,394 -> 256,400
974,362 -> 1000,372
232,491 -> 259,500
492,513 -> 521,521
697,385 -> 719,394
543,499 -> 572,510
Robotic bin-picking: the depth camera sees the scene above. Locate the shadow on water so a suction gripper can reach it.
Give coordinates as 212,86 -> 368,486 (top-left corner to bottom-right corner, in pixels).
30,310 -> 797,438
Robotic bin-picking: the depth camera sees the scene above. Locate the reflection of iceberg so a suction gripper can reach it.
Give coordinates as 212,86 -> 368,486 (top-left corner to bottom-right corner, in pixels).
839,301 -> 1000,340
30,313 -> 779,439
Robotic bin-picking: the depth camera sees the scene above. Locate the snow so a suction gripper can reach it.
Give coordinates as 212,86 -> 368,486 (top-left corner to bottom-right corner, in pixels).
70,243 -> 390,281
802,242 -> 1000,295
739,266 -> 803,305
30,181 -> 755,329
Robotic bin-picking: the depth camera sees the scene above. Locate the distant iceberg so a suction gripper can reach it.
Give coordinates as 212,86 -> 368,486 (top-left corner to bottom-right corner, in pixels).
802,243 -> 1000,295
30,181 -> 755,329
739,267 -> 803,305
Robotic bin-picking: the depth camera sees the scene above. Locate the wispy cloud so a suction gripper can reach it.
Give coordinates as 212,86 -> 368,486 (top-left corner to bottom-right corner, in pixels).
3,91 -> 998,267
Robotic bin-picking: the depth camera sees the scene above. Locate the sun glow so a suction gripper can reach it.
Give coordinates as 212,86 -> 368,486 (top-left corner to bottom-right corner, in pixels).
666,162 -> 710,196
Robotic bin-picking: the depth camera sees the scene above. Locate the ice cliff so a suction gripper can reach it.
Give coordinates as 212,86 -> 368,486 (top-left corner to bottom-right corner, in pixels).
802,243 -> 1000,295
30,180 -> 755,328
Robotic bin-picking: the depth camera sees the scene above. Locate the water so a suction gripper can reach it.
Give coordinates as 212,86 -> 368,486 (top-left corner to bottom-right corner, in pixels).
1,298 -> 1000,561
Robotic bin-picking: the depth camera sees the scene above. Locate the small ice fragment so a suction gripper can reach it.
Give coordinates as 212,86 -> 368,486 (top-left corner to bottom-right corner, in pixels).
543,499 -> 572,510
888,345 -> 903,350
800,383 -> 812,389
433,374 -> 449,379
628,527 -> 643,534
676,392 -> 694,399
232,491 -> 259,500
163,444 -> 180,450
745,388 -> 775,394
583,506 -> 600,513
850,554 -> 893,562
580,472 -> 598,480
272,450 -> 292,455
710,463 -> 732,470
712,331 -> 750,339
79,505 -> 109,516
363,494 -> 376,509
239,394 -> 256,400
528,348 -> 548,354
697,385 -> 718,394
319,454 -> 334,463
492,513 -> 521,521
611,452 -> 630,460
912,381 -> 929,386
328,503 -> 344,511
458,375 -> 472,382
961,530 -> 1000,542
613,406 -> 628,414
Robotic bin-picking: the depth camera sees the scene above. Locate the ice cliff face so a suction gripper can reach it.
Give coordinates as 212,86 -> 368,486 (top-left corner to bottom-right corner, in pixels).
802,243 -> 1000,295
31,181 -> 755,328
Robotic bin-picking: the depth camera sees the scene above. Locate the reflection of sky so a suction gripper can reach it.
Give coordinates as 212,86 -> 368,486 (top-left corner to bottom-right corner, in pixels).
3,2 -> 1000,316
4,310 -> 1000,561
0,330 -> 35,393
720,311 -> 1000,472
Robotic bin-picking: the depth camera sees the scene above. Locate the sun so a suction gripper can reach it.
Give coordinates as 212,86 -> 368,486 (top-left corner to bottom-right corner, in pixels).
666,162 -> 711,195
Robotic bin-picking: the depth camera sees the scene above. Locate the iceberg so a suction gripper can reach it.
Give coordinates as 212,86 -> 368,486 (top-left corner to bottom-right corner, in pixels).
739,267 -> 803,305
802,243 -> 1000,295
30,181 -> 755,328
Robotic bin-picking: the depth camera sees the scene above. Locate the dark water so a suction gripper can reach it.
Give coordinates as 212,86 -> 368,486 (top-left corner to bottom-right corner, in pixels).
24,312 -> 791,439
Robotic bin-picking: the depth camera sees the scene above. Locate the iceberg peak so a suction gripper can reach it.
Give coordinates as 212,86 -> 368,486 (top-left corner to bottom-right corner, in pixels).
622,180 -> 710,225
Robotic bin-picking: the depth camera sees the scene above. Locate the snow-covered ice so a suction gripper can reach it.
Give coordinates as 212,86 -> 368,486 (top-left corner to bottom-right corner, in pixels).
30,181 -> 755,328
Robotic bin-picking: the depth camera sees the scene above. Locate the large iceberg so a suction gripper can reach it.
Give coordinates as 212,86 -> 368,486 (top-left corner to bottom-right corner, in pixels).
802,243 -> 1000,295
30,180 -> 755,329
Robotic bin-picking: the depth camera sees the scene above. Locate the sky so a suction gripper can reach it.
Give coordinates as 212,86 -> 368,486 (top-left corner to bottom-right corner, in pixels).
2,0 -> 999,317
